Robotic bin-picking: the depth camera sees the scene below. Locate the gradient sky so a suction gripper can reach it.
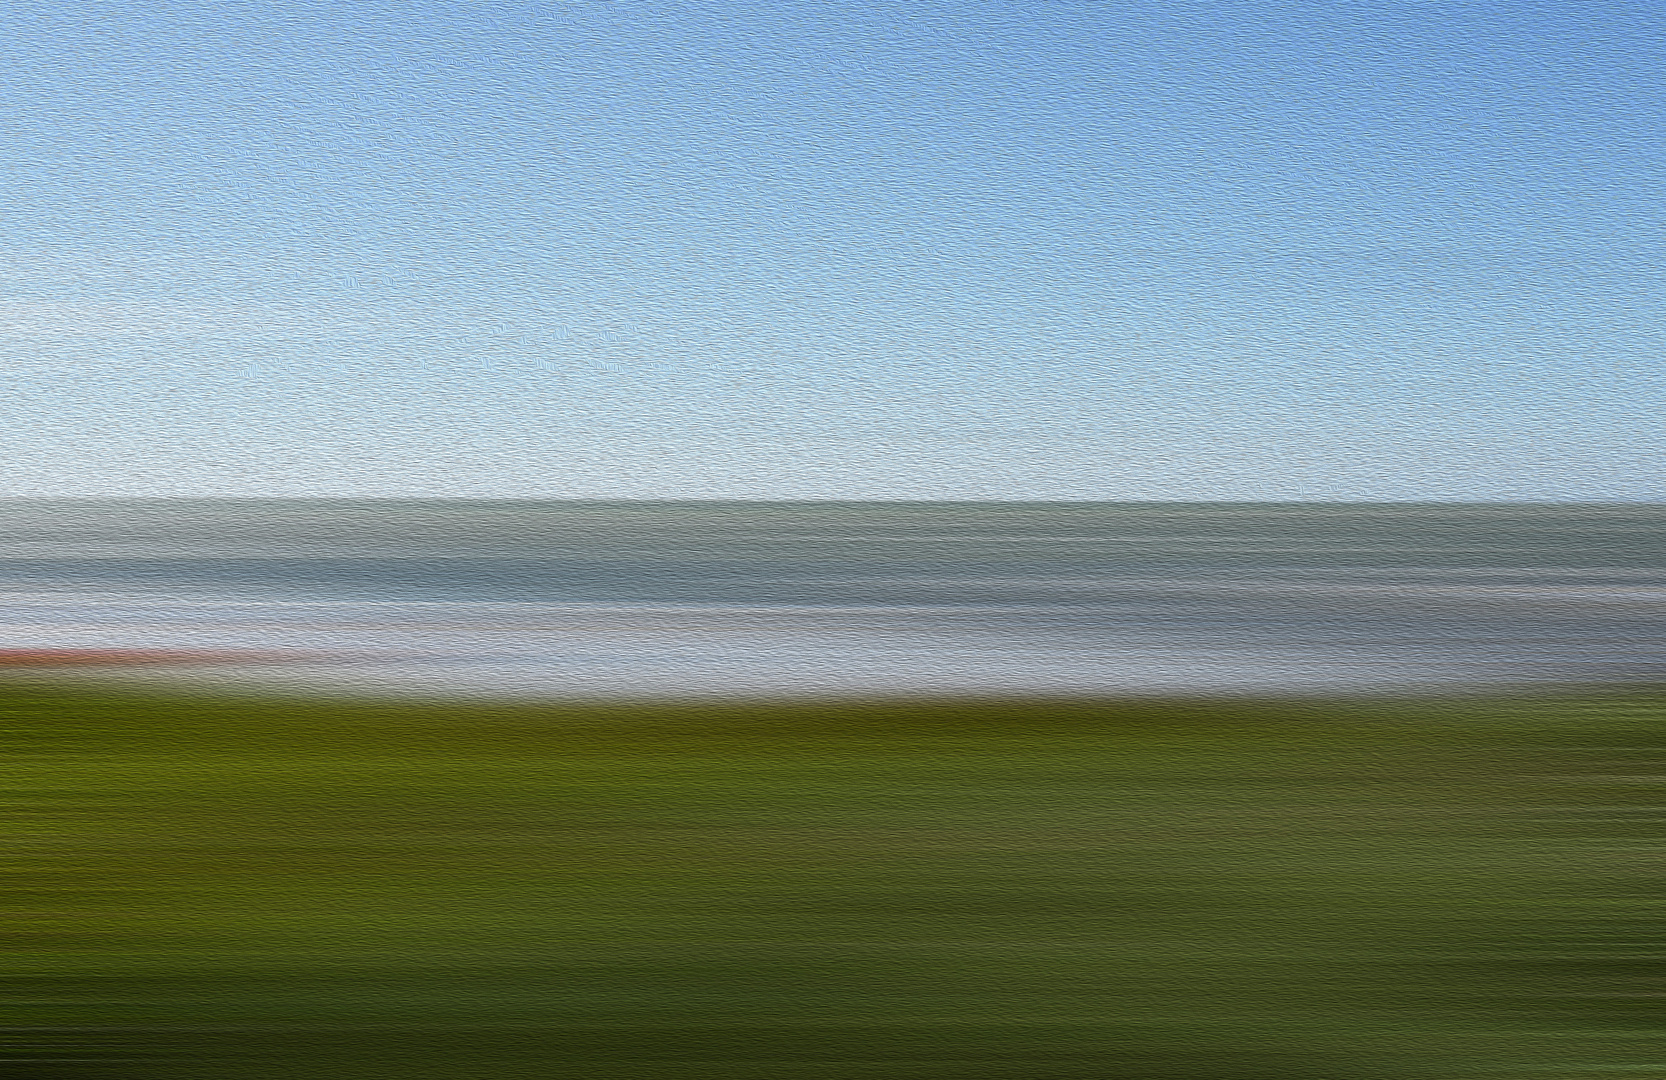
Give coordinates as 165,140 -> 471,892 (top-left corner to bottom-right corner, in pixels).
1,0 -> 1661,499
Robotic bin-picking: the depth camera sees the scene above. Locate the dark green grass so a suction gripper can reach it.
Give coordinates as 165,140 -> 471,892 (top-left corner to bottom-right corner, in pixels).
5,682 -> 1663,1078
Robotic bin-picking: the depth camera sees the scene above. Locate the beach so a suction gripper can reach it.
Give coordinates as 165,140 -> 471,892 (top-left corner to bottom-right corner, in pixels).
6,500 -> 1664,1077
0,500 -> 1660,697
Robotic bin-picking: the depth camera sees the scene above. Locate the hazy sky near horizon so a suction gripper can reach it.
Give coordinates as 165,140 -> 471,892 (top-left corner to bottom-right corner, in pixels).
1,0 -> 1661,499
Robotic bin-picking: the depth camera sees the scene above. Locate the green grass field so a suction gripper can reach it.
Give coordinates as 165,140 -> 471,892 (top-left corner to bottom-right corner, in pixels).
5,682 -> 1663,1078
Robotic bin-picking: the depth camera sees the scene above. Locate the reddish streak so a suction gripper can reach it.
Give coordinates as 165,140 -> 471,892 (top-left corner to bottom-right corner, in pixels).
0,649 -> 294,666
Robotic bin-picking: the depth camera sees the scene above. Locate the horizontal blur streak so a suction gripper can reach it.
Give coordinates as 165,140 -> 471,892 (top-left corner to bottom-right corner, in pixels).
6,687 -> 1666,1078
4,502 -> 1664,1076
0,648 -> 306,666
0,500 -> 1660,697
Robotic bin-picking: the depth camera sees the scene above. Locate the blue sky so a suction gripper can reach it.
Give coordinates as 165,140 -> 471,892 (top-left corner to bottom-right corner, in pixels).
0,0 -> 1660,499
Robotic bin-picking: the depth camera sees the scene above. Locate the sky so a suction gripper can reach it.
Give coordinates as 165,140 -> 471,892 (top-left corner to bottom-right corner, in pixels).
0,0 -> 1660,500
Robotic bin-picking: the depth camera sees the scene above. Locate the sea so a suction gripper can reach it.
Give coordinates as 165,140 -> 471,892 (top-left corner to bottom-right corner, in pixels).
0,499 -> 1660,698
